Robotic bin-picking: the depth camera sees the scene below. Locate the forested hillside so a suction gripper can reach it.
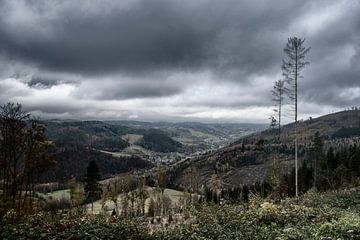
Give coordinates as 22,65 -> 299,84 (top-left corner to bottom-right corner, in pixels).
139,130 -> 183,153
240,110 -> 360,145
168,110 -> 360,194
45,120 -> 186,153
40,147 -> 153,183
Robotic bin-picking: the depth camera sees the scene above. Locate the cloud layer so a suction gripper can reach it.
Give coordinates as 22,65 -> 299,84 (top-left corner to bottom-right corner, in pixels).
0,0 -> 359,123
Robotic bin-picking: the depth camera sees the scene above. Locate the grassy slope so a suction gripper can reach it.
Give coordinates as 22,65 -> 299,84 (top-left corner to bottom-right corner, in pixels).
2,188 -> 360,239
37,189 -> 71,200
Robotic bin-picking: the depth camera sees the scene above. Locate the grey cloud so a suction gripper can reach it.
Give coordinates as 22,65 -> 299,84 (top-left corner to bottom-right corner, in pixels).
0,0 -> 211,74
27,73 -> 79,89
0,0 -> 359,122
28,77 -> 63,89
25,104 -> 81,115
0,0 -> 307,76
299,7 -> 360,108
75,79 -> 184,100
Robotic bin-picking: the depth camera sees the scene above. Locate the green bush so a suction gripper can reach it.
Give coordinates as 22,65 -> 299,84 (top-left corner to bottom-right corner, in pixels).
317,214 -> 360,239
2,188 -> 360,239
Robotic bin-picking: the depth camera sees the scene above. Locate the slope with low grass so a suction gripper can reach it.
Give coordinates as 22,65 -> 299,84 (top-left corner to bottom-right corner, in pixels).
3,188 -> 360,239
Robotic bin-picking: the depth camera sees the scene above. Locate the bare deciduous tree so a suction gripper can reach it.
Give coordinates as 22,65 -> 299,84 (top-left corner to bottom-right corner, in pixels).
0,103 -> 55,214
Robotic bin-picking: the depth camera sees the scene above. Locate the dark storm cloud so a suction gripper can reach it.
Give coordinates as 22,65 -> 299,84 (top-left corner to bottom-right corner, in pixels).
299,5 -> 360,108
0,0 -> 211,74
0,0 -> 359,121
0,0 -> 306,75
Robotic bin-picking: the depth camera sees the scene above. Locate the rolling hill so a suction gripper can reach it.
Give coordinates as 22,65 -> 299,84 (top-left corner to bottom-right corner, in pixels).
40,120 -> 265,184
44,120 -> 184,153
39,147 -> 154,184
168,110 -> 360,189
238,109 -> 360,145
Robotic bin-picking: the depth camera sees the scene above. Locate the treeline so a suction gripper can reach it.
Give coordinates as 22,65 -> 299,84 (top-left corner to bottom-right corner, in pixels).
203,132 -> 360,204
283,134 -> 360,196
273,131 -> 360,197
332,127 -> 360,139
203,182 -> 272,204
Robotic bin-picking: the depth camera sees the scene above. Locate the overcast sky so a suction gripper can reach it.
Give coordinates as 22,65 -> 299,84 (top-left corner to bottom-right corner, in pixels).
0,0 -> 359,123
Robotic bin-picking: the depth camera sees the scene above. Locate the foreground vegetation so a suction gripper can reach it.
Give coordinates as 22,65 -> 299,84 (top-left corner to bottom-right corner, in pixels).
2,188 -> 360,239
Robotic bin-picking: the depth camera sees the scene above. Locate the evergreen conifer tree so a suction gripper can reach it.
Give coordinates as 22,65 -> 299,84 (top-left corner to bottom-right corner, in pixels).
84,160 -> 102,211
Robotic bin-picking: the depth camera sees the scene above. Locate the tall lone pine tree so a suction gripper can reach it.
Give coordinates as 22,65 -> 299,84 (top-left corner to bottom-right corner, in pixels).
282,37 -> 310,196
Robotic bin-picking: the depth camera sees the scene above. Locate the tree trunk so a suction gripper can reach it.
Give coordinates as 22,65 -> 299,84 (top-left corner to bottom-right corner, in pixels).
295,45 -> 299,197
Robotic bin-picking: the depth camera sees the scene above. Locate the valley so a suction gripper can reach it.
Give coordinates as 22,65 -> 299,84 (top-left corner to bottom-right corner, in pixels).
38,109 -> 360,192
40,120 -> 266,184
